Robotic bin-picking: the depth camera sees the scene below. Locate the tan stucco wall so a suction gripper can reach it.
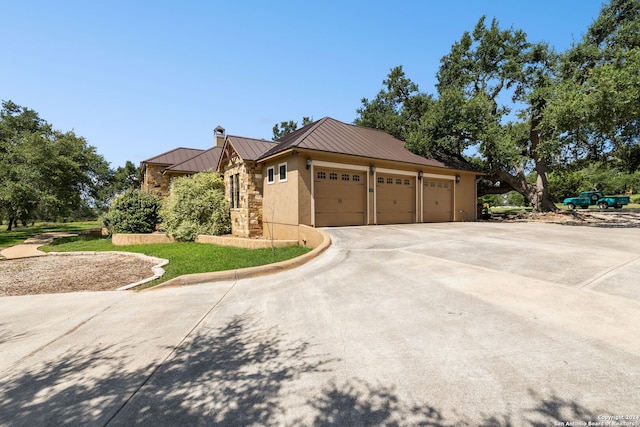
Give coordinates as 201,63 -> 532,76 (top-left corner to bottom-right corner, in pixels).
262,154 -> 300,238
452,172 -> 479,221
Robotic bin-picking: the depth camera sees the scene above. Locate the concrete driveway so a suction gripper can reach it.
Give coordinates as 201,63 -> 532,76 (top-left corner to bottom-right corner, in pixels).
1,222 -> 639,426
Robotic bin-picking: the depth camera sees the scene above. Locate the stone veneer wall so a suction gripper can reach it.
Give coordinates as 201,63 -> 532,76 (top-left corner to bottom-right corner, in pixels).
224,159 -> 263,237
141,163 -> 172,198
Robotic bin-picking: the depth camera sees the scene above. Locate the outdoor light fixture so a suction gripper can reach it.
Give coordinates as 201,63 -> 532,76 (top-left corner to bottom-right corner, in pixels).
306,157 -> 312,170
455,175 -> 461,184
418,171 -> 424,180
370,164 -> 376,176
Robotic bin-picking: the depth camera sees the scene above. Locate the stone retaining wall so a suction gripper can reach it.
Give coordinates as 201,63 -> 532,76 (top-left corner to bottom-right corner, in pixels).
113,225 -> 326,249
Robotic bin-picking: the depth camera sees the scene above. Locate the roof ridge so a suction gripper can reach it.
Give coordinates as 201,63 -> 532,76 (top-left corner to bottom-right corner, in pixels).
142,147 -> 205,164
276,116 -> 329,147
227,134 -> 279,144
166,146 -> 221,170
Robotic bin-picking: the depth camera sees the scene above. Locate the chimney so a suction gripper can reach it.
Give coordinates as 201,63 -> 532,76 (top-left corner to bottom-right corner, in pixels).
214,125 -> 226,147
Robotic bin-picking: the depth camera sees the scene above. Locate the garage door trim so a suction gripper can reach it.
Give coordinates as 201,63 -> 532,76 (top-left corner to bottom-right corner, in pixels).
310,160 -> 370,227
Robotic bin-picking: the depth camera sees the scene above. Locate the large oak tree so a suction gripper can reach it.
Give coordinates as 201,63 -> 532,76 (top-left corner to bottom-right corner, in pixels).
356,0 -> 640,212
0,100 -> 111,229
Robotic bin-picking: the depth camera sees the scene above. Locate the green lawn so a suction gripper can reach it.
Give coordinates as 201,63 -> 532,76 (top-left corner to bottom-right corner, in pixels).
42,235 -> 312,286
0,221 -> 101,250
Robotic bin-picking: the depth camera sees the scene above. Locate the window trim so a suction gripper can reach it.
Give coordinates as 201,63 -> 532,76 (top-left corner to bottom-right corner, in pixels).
267,166 -> 275,184
278,162 -> 288,182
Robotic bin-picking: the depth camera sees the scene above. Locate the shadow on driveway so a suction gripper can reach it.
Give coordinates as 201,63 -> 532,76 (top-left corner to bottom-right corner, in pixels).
0,312 -> 602,426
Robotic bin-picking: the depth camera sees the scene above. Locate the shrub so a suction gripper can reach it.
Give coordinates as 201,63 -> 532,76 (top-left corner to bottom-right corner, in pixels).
160,171 -> 230,241
103,190 -> 161,234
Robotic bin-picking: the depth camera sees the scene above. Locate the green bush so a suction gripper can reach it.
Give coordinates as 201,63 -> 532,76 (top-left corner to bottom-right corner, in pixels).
160,171 -> 230,241
103,190 -> 161,234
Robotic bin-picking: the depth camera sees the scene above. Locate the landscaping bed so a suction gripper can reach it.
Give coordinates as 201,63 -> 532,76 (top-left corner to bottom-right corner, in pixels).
0,252 -> 158,296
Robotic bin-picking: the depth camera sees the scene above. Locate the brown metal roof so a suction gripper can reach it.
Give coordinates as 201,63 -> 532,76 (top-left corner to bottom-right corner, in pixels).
260,117 -> 447,168
142,147 -> 205,165
164,146 -> 222,173
226,135 -> 279,161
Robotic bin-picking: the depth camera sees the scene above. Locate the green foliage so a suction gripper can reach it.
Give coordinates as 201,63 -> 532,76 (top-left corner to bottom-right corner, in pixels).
357,2 -> 639,213
548,170 -> 586,201
548,162 -> 640,200
103,190 -> 161,234
43,238 -> 311,285
355,66 -> 434,141
93,161 -> 141,213
0,100 -> 111,229
160,172 -> 230,241
272,116 -> 313,140
549,0 -> 640,161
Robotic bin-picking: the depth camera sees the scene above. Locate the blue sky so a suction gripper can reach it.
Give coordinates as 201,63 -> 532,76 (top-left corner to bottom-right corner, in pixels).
2,0 -> 604,169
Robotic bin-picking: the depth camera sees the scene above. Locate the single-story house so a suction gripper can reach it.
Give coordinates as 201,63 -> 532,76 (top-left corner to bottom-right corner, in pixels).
140,126 -> 226,197
141,117 -> 481,240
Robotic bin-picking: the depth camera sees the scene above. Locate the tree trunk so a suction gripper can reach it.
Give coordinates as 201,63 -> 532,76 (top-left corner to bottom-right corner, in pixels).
529,126 -> 557,212
6,217 -> 15,231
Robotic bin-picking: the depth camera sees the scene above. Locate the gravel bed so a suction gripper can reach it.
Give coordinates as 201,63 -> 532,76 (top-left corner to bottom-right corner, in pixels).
0,253 -> 158,296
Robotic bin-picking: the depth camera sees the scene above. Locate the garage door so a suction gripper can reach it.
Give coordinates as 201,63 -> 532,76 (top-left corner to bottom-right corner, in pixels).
376,174 -> 416,224
423,178 -> 453,222
314,168 -> 367,227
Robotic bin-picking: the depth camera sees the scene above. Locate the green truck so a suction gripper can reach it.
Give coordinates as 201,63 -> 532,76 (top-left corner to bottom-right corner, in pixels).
563,191 -> 630,210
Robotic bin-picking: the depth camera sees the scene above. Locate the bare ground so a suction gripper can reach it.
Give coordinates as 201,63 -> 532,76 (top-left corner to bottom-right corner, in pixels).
0,253 -> 158,296
495,208 -> 640,227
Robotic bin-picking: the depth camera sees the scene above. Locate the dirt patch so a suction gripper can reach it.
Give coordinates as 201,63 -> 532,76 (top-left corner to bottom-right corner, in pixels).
494,208 -> 640,227
0,253 -> 159,296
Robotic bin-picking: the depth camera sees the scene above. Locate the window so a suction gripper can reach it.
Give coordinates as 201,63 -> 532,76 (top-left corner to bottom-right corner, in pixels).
387,178 -> 393,184
396,179 -> 402,185
342,173 -> 350,181
317,171 -> 326,179
430,181 -> 436,187
278,163 -> 287,182
404,179 -> 410,185
233,174 -> 240,208
437,182 -> 443,188
230,175 -> 235,207
330,172 -> 338,180
352,175 -> 360,182
230,173 -> 240,208
444,182 -> 449,189
267,166 -> 275,184
377,177 -> 384,184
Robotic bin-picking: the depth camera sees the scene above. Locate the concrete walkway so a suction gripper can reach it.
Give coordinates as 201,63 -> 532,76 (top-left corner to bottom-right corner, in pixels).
0,232 -> 77,259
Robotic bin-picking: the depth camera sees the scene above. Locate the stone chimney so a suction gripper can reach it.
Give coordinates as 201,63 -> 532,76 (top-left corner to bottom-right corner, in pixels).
214,126 -> 226,147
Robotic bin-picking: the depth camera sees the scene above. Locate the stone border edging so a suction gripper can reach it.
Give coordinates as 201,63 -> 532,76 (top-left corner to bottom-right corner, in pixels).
150,227 -> 331,290
48,251 -> 169,291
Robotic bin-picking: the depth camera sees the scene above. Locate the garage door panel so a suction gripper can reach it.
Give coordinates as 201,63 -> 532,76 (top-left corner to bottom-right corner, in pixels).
314,168 -> 367,227
423,179 -> 453,222
376,175 -> 416,225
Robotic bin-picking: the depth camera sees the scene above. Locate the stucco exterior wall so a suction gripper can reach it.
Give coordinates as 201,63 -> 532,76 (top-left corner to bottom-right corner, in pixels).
453,172 -> 479,221
262,154 -> 300,239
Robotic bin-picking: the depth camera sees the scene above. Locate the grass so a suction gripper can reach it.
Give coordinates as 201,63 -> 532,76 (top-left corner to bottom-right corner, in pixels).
42,235 -> 312,286
0,221 -> 102,250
